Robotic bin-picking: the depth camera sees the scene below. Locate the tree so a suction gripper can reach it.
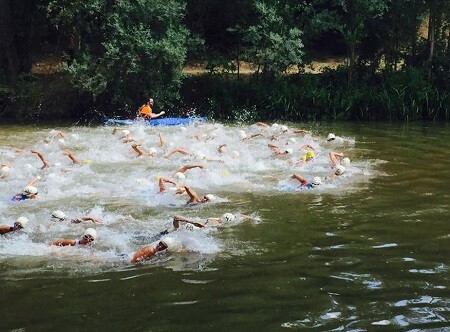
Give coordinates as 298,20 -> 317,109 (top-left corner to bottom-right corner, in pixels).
239,1 -> 304,78
46,0 -> 188,110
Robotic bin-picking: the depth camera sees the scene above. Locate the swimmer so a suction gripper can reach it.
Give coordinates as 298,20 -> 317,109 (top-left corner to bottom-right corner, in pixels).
295,150 -> 315,165
131,240 -> 169,263
0,217 -> 28,235
169,213 -> 258,229
268,144 -> 293,156
292,173 -> 322,189
243,133 -> 265,141
50,228 -> 97,246
12,176 -> 41,201
158,177 -> 177,193
183,186 -> 216,204
51,210 -> 102,224
174,164 -> 205,175
326,165 -> 346,180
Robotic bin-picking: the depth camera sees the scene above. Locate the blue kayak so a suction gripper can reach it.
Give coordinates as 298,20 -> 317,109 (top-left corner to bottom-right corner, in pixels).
101,116 -> 206,126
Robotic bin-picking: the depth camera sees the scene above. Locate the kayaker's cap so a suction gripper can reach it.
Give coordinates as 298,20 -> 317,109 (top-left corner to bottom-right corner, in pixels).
335,165 -> 346,175
15,216 -> 29,228
327,133 -> 336,141
52,210 -> 66,221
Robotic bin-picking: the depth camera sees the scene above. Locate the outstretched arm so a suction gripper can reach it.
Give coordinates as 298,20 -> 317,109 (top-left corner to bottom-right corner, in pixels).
173,215 -> 205,228
299,144 -> 315,151
292,173 -> 308,186
184,186 -> 200,204
30,149 -> 49,169
71,216 -> 102,224
164,147 -> 190,158
175,164 -> 205,174
62,150 -> 80,164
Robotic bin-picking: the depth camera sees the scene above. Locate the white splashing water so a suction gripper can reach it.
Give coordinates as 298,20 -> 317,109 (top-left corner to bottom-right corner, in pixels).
0,121 -> 370,272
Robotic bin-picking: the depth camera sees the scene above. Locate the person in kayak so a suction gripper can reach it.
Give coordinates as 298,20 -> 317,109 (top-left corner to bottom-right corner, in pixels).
138,98 -> 165,119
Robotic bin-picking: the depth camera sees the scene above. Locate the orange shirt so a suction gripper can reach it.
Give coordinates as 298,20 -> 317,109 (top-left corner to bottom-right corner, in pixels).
139,103 -> 152,116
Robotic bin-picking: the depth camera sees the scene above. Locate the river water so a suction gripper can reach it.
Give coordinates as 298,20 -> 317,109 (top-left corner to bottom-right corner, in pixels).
0,120 -> 448,331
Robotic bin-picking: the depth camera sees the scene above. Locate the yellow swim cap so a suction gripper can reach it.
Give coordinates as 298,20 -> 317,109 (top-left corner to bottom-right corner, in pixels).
306,151 -> 315,158
222,168 -> 230,176
82,159 -> 92,164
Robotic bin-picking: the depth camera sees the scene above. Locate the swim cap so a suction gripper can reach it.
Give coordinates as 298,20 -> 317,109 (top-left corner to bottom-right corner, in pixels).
195,153 -> 205,160
204,194 -> 216,201
161,237 -> 183,252
341,157 -> 350,166
148,147 -> 157,155
335,165 -> 346,175
16,216 -> 29,228
52,210 -> 66,221
285,148 -> 293,154
231,150 -> 240,158
239,130 -> 247,139
58,139 -> 66,145
312,177 -> 322,186
306,151 -> 315,158
327,133 -> 336,141
221,213 -> 236,223
23,186 -> 38,196
174,172 -> 186,180
0,165 -> 10,177
180,127 -> 187,131
120,130 -> 130,137
280,125 -> 288,132
84,228 -> 97,240
288,137 -> 296,143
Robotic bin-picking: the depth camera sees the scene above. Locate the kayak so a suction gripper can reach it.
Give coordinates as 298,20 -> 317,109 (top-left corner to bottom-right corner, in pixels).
101,116 -> 207,126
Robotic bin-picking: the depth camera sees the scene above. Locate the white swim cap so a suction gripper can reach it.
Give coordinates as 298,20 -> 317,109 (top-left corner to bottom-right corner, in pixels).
312,177 -> 322,186
288,137 -> 296,143
174,172 -> 186,180
231,150 -> 240,158
341,157 -> 350,166
280,125 -> 288,132
84,228 -> 97,240
221,213 -> 236,223
148,147 -> 157,155
58,138 -> 66,145
0,165 -> 10,177
271,123 -> 279,128
120,129 -> 131,137
327,133 -> 336,141
51,210 -> 66,221
23,186 -> 38,196
335,165 -> 346,175
239,130 -> 247,139
180,127 -> 187,131
161,237 -> 183,251
204,194 -> 216,201
16,216 -> 29,228
195,153 -> 205,160
285,148 -> 293,154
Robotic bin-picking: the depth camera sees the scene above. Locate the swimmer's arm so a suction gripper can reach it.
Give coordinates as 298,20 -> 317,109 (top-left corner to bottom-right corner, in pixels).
0,225 -> 12,234
131,245 -> 157,263
62,150 -> 80,164
50,239 -> 76,246
70,216 -> 102,224
292,173 -> 308,185
30,149 -> 49,169
26,175 -> 41,186
293,129 -> 310,134
158,133 -> 166,147
184,186 -> 200,202
158,177 -> 176,192
218,144 -> 227,153
54,130 -> 65,138
175,164 -> 205,174
255,122 -> 270,127
173,215 -> 205,228
299,144 -> 315,151
243,133 -> 264,141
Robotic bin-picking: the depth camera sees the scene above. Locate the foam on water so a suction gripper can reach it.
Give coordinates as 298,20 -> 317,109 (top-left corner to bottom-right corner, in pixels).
0,121 -> 372,272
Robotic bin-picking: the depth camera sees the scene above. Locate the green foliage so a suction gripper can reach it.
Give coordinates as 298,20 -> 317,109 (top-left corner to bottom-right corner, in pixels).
46,0 -> 188,111
239,1 -> 304,77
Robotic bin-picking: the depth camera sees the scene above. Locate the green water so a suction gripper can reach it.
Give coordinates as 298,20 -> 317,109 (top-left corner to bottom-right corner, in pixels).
0,121 -> 449,331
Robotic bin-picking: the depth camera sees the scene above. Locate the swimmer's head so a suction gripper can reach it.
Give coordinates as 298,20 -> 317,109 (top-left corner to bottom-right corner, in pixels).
120,130 -> 131,138
15,216 -> 29,228
148,147 -> 157,156
58,138 -> 66,145
288,137 -> 296,143
239,130 -> 247,139
148,98 -> 154,104
280,125 -> 288,132
203,194 -> 216,202
311,177 -> 322,187
23,186 -> 38,197
335,165 -> 346,175
327,133 -> 336,142
341,157 -> 350,166
306,151 -> 315,158
231,150 -> 240,158
51,210 -> 66,221
160,237 -> 182,252
174,172 -> 186,180
285,148 -> 293,154
83,228 -> 97,241
195,153 -> 205,160
221,213 -> 236,223
0,165 -> 10,177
